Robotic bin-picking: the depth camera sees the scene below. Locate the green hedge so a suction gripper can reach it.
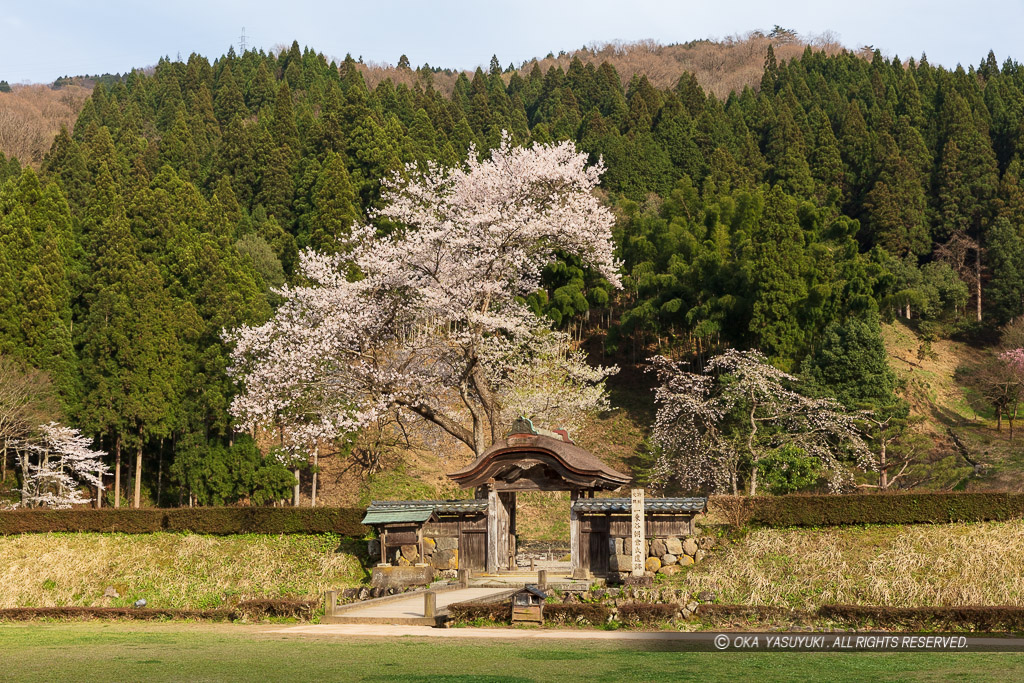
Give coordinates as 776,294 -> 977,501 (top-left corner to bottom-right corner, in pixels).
817,605 -> 1024,631
0,600 -> 319,622
712,492 -> 1024,527
0,508 -> 367,536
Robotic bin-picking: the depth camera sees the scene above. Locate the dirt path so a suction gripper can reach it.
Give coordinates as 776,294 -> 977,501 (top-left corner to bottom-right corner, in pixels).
274,623 -> 711,640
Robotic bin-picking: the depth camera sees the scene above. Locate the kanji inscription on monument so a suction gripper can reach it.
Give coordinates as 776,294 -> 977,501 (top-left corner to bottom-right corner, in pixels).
631,487 -> 645,576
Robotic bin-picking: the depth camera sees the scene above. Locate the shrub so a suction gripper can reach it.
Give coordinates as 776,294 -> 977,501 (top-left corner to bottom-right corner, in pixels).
448,601 -> 510,623
694,604 -> 802,621
0,607 -> 233,621
818,605 -> 1024,631
543,603 -> 610,624
0,510 -> 166,534
235,599 -> 317,620
0,508 -> 367,536
711,492 -> 1024,527
0,601 -> 320,622
616,602 -> 676,624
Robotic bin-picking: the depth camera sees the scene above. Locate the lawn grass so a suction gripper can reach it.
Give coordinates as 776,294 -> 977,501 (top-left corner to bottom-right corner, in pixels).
0,622 -> 1021,682
0,532 -> 365,609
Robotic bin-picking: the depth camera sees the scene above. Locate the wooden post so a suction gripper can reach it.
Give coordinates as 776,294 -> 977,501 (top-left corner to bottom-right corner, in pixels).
538,569 -> 548,589
424,591 -> 436,619
569,489 -> 584,579
458,568 -> 469,588
381,528 -> 388,566
486,486 -> 499,574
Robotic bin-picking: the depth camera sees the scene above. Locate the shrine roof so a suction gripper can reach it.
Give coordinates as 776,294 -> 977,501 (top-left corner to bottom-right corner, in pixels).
447,432 -> 631,490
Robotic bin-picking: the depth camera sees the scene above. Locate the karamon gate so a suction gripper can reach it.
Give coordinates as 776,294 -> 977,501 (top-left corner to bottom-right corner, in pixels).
362,418 -> 706,578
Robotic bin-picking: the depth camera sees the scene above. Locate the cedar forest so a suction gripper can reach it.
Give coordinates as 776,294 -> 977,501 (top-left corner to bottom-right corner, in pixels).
2,39 -> 1024,507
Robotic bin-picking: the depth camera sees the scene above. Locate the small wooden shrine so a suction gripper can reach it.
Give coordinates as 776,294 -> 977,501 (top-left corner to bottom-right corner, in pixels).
510,585 -> 547,624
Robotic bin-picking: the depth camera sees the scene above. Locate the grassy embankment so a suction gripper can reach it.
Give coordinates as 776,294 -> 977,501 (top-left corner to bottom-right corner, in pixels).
0,622 -> 1020,682
881,320 -> 1023,491
676,520 -> 1024,609
0,533 -> 365,609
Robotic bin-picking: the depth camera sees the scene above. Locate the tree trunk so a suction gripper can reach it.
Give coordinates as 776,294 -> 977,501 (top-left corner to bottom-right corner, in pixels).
748,466 -> 758,496
157,438 -> 163,507
879,438 -> 888,490
96,469 -> 102,508
133,441 -> 142,508
1,439 -> 6,483
19,444 -> 29,506
114,436 -> 121,508
311,449 -> 318,508
293,468 -> 300,507
905,303 -> 911,320
975,246 -> 983,323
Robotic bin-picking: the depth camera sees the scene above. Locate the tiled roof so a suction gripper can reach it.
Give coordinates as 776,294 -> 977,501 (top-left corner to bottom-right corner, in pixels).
571,497 -> 708,514
448,433 -> 631,489
363,499 -> 488,524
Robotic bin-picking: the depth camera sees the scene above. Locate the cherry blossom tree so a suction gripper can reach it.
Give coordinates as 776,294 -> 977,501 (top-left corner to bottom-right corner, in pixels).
651,349 -> 872,495
228,135 -> 621,469
16,422 -> 108,509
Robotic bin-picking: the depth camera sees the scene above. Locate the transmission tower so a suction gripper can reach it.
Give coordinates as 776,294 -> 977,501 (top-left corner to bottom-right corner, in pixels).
239,27 -> 247,53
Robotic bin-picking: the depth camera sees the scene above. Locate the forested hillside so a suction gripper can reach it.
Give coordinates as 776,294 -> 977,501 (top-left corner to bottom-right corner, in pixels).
2,38 -> 1024,506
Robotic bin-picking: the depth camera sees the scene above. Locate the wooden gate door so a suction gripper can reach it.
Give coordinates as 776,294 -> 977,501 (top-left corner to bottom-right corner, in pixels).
584,516 -> 610,575
459,531 -> 486,571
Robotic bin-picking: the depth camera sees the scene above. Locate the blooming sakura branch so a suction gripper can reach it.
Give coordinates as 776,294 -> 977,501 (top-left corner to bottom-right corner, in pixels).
228,135 -> 621,459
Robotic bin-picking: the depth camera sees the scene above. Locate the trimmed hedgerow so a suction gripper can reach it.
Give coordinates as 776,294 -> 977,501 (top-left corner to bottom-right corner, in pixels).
0,606 -> 233,621
234,599 -> 318,620
447,601 -> 510,623
694,604 -> 805,621
711,492 -> 1024,528
0,508 -> 367,536
0,510 -> 167,534
163,507 -> 365,535
0,599 -> 320,622
616,602 -> 676,624
543,603 -> 611,625
818,605 -> 1024,631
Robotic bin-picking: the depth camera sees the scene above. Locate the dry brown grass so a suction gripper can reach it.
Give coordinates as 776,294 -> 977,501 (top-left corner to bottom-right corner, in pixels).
682,521 -> 1024,609
0,533 -> 364,609
360,33 -> 850,98
0,85 -> 91,166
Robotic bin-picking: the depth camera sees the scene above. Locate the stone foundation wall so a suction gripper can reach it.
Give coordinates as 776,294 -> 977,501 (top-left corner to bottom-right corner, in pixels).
367,536 -> 459,570
608,535 -> 718,580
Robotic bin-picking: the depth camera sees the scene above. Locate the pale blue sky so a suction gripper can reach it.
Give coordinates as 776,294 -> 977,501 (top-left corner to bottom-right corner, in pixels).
2,1 -> 1022,84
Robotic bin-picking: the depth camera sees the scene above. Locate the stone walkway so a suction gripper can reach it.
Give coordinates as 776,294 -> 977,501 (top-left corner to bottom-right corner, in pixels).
337,587 -> 512,620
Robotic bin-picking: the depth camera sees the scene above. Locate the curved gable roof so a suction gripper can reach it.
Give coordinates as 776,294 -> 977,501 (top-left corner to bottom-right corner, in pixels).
447,433 -> 631,490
